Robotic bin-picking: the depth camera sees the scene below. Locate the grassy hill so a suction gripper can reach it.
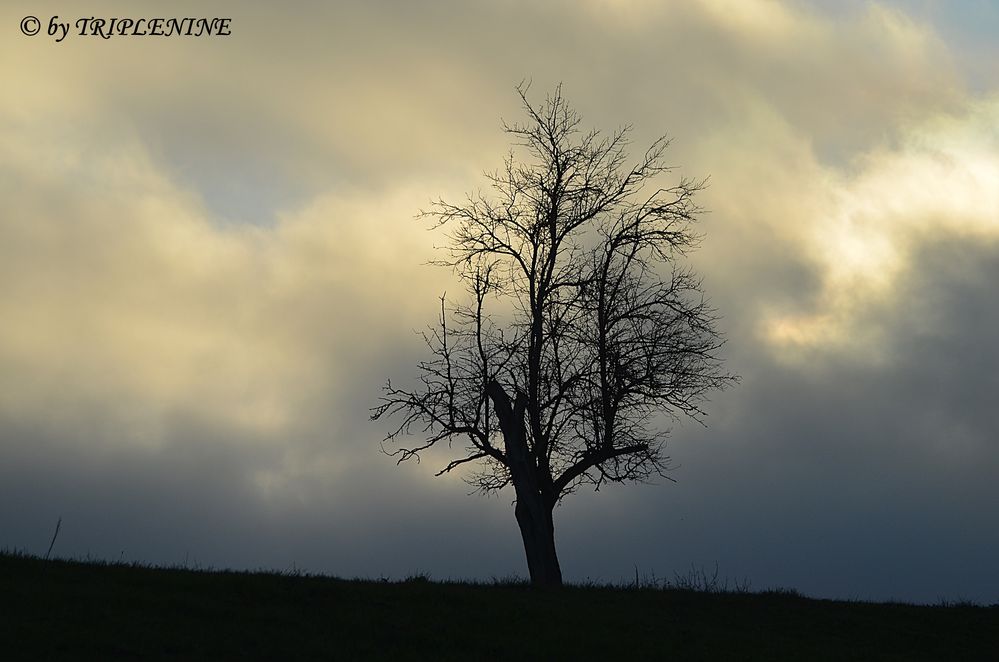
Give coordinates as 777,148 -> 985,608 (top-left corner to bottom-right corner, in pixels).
2,551 -> 996,660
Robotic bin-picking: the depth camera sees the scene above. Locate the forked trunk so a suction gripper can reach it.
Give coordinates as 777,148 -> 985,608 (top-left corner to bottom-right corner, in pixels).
514,488 -> 563,587
485,380 -> 564,587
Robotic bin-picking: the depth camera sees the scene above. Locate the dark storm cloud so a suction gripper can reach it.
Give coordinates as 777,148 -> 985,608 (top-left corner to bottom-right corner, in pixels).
548,237 -> 999,602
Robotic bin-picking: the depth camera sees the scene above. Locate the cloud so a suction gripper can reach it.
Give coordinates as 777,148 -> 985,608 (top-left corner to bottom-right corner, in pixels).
0,105 -> 453,459
0,0 -> 997,602
757,97 -> 999,360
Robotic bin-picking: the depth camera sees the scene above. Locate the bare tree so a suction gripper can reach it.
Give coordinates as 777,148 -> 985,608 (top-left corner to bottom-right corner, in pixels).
372,84 -> 734,587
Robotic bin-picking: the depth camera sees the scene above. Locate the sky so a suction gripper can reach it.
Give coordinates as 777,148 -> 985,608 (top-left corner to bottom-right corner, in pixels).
1,0 -> 997,604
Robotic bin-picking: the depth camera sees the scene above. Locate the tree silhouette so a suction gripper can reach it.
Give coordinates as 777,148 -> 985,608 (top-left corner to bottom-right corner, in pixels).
372,84 -> 733,587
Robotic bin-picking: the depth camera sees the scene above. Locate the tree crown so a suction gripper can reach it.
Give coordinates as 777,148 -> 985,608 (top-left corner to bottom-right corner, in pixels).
373,84 -> 733,500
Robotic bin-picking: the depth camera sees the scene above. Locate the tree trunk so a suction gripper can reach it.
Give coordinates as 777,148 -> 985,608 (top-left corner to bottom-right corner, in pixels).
514,488 -> 563,587
485,379 -> 564,587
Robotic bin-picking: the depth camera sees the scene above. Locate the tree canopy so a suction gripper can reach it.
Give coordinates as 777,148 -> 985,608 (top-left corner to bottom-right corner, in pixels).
373,84 -> 733,585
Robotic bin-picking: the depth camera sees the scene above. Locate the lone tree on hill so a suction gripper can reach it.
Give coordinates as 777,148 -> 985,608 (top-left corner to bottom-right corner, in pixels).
372,84 -> 733,587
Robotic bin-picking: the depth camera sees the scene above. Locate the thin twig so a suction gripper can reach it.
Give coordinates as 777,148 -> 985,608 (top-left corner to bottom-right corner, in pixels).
45,517 -> 62,560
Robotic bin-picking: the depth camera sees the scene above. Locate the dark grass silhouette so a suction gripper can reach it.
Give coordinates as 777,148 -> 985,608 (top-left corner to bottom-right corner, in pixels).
3,551 -> 996,661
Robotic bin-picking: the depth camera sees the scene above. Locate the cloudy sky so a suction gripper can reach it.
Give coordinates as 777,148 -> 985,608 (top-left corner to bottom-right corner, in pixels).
2,0 -> 997,603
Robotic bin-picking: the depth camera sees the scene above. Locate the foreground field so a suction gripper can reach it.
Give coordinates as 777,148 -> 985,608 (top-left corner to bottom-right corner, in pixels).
2,552 -> 996,660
